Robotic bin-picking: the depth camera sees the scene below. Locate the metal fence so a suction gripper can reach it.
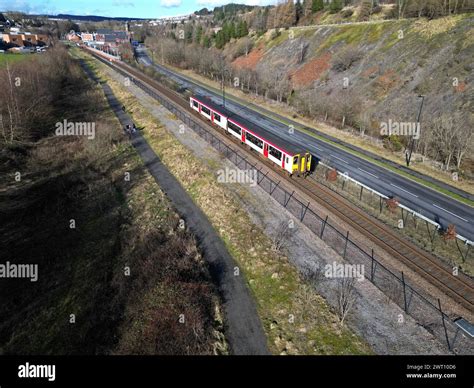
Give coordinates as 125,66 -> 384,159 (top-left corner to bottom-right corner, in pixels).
103,58 -> 473,355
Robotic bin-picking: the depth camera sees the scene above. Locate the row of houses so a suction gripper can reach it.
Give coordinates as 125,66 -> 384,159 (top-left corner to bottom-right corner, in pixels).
1,29 -> 50,48
67,29 -> 130,48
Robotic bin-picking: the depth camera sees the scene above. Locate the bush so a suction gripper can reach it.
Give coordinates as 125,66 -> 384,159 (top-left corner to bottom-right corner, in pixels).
358,2 -> 373,21
372,5 -> 382,14
332,47 -> 363,72
341,9 -> 354,18
383,135 -> 404,152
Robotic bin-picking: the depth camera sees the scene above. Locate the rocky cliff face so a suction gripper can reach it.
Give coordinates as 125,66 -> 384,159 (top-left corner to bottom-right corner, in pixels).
231,14 -> 473,172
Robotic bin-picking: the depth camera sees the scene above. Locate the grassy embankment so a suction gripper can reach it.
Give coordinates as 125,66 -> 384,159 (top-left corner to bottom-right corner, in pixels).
0,47 -> 224,355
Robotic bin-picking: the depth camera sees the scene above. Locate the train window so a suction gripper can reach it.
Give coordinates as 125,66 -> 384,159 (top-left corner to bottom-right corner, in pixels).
228,121 -> 242,135
193,100 -> 199,108
286,157 -> 289,164
201,106 -> 211,116
269,145 -> 282,160
293,156 -> 299,165
246,132 -> 263,149
214,113 -> 221,122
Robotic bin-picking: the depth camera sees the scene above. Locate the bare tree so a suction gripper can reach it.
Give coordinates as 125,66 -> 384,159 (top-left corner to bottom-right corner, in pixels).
271,220 -> 294,252
453,113 -> 473,169
336,277 -> 356,325
431,114 -> 459,171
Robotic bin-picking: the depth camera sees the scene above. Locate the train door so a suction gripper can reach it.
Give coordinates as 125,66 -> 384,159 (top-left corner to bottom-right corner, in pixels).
306,153 -> 312,175
241,130 -> 246,143
300,155 -> 306,174
264,143 -> 268,158
211,112 -> 214,124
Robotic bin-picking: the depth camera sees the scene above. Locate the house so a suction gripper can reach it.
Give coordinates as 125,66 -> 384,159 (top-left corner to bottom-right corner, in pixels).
22,32 -> 37,46
80,30 -> 129,48
35,34 -> 49,46
81,33 -> 94,43
2,33 -> 24,47
1,32 -> 50,48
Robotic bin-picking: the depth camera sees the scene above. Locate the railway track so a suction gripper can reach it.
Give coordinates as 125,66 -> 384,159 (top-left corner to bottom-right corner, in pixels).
84,48 -> 474,313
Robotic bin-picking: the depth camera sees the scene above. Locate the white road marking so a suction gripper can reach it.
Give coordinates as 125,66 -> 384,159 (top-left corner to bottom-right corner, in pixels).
432,204 -> 469,222
358,168 -> 378,179
390,183 -> 419,198
331,155 -> 348,164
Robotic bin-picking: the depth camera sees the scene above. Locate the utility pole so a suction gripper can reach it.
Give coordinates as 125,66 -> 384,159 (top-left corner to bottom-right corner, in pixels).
406,95 -> 424,167
221,59 -> 226,108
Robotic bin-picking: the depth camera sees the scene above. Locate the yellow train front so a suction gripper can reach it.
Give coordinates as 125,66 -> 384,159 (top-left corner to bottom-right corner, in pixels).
291,152 -> 313,177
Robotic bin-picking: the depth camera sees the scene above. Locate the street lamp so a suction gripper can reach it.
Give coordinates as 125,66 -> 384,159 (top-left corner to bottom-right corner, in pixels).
405,94 -> 424,167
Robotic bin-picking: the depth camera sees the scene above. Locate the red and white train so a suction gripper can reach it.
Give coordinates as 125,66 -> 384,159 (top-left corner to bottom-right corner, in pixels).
190,95 -> 312,176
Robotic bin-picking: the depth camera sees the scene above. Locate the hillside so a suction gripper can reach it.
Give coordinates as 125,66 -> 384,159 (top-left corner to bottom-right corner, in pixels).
151,13 -> 473,183
245,15 -> 473,175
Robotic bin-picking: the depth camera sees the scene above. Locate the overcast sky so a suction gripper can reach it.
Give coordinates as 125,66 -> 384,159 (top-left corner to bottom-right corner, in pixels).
0,0 -> 278,18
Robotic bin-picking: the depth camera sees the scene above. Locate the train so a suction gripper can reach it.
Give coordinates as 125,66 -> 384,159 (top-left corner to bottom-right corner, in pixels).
190,95 -> 312,177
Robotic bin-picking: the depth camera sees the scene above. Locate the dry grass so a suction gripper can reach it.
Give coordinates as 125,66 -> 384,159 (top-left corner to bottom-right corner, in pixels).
411,16 -> 461,39
0,49 -> 224,355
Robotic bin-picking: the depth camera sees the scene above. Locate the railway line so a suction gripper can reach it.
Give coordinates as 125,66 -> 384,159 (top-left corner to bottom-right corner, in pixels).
83,47 -> 474,314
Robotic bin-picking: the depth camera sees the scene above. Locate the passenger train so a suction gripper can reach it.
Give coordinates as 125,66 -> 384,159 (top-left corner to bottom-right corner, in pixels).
190,95 -> 312,177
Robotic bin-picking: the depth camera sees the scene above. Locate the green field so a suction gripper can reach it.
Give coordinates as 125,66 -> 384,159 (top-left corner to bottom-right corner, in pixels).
0,53 -> 32,67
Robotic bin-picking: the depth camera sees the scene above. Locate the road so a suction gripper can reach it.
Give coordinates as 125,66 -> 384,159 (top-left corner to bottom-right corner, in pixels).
136,47 -> 474,242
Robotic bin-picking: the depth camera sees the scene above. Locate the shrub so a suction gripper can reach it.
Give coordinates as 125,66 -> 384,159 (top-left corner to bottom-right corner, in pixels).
341,9 -> 354,18
332,46 -> 363,72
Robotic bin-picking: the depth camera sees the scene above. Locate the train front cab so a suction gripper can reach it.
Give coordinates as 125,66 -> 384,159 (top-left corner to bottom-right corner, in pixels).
292,152 -> 312,177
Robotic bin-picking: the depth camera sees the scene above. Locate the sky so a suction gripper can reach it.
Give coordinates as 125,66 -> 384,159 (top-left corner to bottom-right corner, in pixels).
0,0 -> 278,19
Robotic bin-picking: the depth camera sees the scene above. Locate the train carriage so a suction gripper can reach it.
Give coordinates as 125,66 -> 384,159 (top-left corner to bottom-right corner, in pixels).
190,95 -> 312,177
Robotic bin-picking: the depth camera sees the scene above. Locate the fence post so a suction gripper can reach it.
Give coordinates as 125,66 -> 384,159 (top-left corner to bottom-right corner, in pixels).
320,215 -> 328,239
438,299 -> 451,351
370,249 -> 375,282
270,181 -> 280,195
284,191 -> 295,208
401,271 -> 408,313
343,231 -> 350,259
300,202 -> 310,222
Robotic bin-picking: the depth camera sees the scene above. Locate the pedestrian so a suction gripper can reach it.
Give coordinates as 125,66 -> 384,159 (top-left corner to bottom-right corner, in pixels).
125,124 -> 132,139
